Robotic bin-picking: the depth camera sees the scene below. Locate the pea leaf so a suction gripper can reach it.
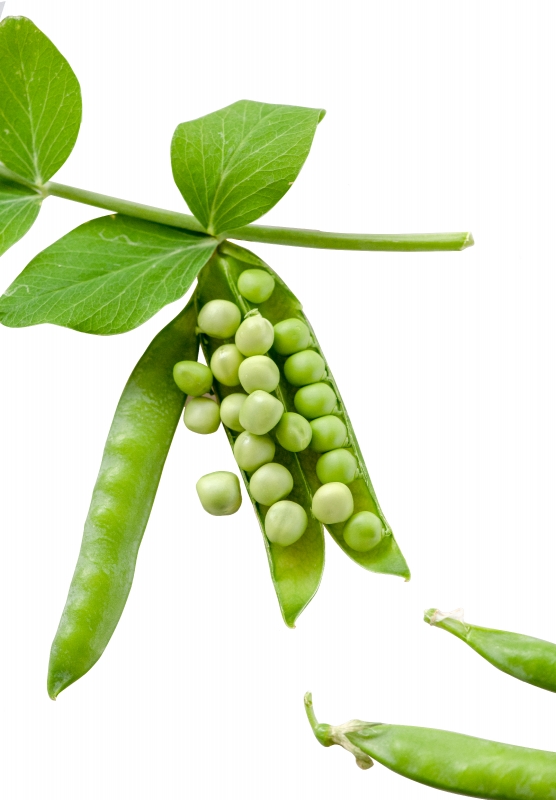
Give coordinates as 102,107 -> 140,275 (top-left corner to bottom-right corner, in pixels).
0,176 -> 41,255
0,215 -> 217,335
0,16 -> 82,184
171,99 -> 325,235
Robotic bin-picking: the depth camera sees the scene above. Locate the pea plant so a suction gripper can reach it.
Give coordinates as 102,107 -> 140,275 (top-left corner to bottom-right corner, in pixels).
0,17 -> 472,698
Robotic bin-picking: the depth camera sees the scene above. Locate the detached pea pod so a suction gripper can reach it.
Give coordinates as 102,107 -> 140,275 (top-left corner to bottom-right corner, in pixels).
305,693 -> 556,799
425,608 -> 556,693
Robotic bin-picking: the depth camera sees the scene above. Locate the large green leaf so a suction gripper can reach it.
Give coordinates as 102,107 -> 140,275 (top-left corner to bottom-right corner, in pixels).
0,16 -> 82,184
171,99 -> 325,235
0,215 -> 217,334
0,176 -> 41,255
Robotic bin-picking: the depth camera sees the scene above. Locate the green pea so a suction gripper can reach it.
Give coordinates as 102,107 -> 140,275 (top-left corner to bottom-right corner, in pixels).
273,318 -> 311,355
233,431 -> 275,472
173,360 -> 213,396
183,397 -> 220,434
196,471 -> 242,516
220,393 -> 247,432
316,448 -> 357,484
238,269 -> 275,303
265,500 -> 308,546
311,482 -> 354,524
239,390 -> 284,435
235,311 -> 275,356
249,463 -> 294,506
284,349 -> 326,387
197,299 -> 241,338
309,415 -> 348,452
238,355 -> 280,393
210,344 -> 245,386
343,511 -> 382,551
294,382 -> 337,419
275,412 -> 312,452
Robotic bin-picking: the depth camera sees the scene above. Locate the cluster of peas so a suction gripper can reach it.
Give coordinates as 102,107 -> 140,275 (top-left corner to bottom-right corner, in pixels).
172,269 -> 383,553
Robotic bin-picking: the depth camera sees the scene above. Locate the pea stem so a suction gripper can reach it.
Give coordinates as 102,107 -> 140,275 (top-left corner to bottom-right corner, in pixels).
0,163 -> 474,252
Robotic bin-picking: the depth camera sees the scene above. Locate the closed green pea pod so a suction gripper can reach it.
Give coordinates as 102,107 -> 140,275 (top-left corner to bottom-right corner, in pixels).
273,318 -> 311,355
197,299 -> 241,338
294,382 -> 337,419
210,343 -> 244,386
238,268 -> 275,303
284,349 -> 326,387
275,412 -> 312,452
220,392 -> 247,432
249,463 -> 293,506
309,415 -> 348,453
173,360 -> 213,396
183,396 -> 220,434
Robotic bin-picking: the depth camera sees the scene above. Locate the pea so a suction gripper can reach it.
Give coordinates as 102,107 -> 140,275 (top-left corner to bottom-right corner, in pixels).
249,463 -> 294,506
183,397 -> 220,434
343,510 -> 382,551
265,500 -> 308,546
294,382 -> 337,419
273,318 -> 311,355
316,448 -> 357,484
197,299 -> 241,338
309,415 -> 348,452
210,343 -> 244,386
275,412 -> 312,452
239,390 -> 284,435
238,269 -> 275,303
196,471 -> 242,516
235,311 -> 274,356
173,360 -> 213,396
311,482 -> 354,524
233,431 -> 276,472
220,392 -> 247,432
238,355 -> 280,393
284,349 -> 326,387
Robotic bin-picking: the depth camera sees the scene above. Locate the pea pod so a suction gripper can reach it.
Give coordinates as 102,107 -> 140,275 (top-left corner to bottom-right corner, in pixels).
47,297 -> 198,698
425,608 -> 556,693
305,693 -> 556,799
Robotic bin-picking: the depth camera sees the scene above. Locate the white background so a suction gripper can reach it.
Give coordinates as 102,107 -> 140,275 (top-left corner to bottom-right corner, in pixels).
1,1 -> 555,797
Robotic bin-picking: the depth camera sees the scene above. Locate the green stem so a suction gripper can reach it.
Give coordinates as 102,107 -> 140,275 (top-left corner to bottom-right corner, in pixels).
0,163 -> 474,252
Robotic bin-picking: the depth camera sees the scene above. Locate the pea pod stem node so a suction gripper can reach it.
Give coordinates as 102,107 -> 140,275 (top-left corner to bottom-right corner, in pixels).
304,692 -> 375,770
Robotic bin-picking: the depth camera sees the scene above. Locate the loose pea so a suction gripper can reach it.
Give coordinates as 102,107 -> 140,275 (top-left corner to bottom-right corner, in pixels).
312,482 -> 354,524
183,397 -> 221,434
196,471 -> 242,516
173,360 -> 213,396
316,449 -> 357,484
265,500 -> 308,546
294,382 -> 337,419
197,299 -> 241,338
239,390 -> 284,435
210,344 -> 244,386
220,393 -> 247,432
284,350 -> 326,387
238,355 -> 280,393
275,412 -> 313,452
238,269 -> 275,303
273,318 -> 311,355
310,415 -> 348,452
343,510 -> 382,551
233,431 -> 275,472
249,463 -> 294,506
235,311 -> 275,356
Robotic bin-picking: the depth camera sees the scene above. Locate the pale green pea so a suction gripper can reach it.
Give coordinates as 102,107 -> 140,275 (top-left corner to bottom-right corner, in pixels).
316,448 -> 357,484
238,355 -> 280,393
233,431 -> 275,472
183,397 -> 220,434
196,471 -> 242,516
239,390 -> 284,435
275,412 -> 312,452
197,299 -> 241,338
238,269 -> 275,303
249,463 -> 294,506
220,393 -> 247,432
312,482 -> 354,524
173,360 -> 213,396
265,500 -> 308,546
273,318 -> 311,356
310,415 -> 348,452
284,350 -> 326,387
210,344 -> 244,386
343,511 -> 383,551
294,382 -> 337,419
235,311 -> 275,356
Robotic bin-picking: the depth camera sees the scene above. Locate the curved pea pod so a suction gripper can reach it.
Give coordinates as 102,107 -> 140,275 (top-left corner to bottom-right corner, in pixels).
47,297 -> 198,698
425,608 -> 556,693
305,693 -> 556,799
